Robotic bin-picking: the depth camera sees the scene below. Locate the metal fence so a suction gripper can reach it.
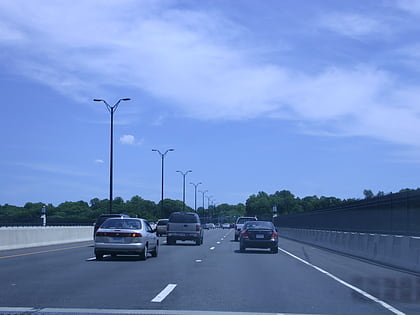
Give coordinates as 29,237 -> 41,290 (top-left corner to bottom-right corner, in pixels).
274,190 -> 420,236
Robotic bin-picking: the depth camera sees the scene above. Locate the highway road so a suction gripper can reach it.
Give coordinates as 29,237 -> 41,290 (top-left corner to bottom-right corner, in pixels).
0,228 -> 419,315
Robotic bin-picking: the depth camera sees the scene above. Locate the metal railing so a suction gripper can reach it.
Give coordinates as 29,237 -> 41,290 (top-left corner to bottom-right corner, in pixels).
274,190 -> 420,236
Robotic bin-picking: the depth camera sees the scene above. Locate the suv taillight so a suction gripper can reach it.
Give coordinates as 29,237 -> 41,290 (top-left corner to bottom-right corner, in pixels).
196,224 -> 200,231
167,224 -> 170,231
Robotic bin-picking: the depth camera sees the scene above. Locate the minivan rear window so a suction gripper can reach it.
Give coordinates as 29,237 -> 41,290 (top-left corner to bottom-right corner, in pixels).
169,213 -> 199,223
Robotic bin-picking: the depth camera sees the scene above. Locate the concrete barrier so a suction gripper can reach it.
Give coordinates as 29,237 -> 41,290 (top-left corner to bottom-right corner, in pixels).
0,226 -> 93,251
278,228 -> 420,274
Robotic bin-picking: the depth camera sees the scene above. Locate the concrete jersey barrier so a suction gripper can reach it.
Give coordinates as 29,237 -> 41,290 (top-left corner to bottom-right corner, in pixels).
0,226 -> 93,251
278,227 -> 420,274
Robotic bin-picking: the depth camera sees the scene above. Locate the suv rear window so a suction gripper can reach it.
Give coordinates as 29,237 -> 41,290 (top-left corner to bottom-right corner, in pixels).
169,213 -> 200,223
237,217 -> 257,224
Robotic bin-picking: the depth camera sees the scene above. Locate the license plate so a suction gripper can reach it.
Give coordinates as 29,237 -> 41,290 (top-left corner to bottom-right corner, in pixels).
109,237 -> 123,243
256,234 -> 265,239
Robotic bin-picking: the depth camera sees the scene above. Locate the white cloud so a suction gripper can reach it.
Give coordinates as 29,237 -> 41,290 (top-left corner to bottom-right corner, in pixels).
318,13 -> 389,38
1,1 -> 420,147
94,159 -> 104,164
120,134 -> 143,146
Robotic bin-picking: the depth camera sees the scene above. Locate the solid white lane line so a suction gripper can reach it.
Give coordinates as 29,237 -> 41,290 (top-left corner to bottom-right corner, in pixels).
278,247 -> 405,315
151,284 -> 177,303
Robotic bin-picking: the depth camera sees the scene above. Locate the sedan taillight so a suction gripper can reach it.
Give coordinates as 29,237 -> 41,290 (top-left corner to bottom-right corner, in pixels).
241,232 -> 249,239
96,231 -> 105,237
271,232 -> 278,238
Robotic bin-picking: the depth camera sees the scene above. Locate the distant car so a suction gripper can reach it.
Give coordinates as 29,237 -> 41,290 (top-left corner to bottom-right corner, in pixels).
156,219 -> 169,236
94,218 -> 158,260
93,213 -> 130,239
239,221 -> 278,253
222,223 -> 231,229
167,212 -> 204,245
202,223 -> 209,229
149,222 -> 157,230
234,216 -> 258,241
207,223 -> 215,229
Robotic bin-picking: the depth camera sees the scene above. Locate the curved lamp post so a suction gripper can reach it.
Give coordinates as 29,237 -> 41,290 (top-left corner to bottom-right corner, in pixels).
94,98 -> 131,213
190,182 -> 202,212
152,148 -> 175,218
176,170 -> 192,211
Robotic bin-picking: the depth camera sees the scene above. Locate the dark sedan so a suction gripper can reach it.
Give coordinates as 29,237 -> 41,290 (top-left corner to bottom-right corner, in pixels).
239,221 -> 278,253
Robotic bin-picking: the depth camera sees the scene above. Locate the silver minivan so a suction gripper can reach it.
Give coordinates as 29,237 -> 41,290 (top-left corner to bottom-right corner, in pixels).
166,212 -> 203,245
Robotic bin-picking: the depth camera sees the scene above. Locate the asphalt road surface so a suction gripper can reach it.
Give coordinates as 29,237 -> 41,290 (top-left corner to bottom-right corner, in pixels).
0,228 -> 419,315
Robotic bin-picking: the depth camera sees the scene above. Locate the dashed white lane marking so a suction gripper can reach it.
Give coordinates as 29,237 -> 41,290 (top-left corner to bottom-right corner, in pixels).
278,247 -> 405,315
151,284 -> 177,303
217,241 -> 221,244
210,247 -> 215,250
86,257 -> 96,261
195,259 -> 202,263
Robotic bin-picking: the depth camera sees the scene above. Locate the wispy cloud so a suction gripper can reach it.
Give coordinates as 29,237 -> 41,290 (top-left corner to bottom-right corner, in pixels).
1,1 -> 420,148
318,13 -> 389,38
395,0 -> 420,15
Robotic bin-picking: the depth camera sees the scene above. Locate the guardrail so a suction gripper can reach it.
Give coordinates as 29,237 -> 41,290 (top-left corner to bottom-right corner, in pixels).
0,226 -> 93,251
278,228 -> 420,274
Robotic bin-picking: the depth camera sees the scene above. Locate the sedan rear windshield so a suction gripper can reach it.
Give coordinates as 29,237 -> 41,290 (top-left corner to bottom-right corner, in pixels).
169,213 -> 199,223
237,217 -> 257,224
243,221 -> 273,229
101,219 -> 142,230
157,220 -> 168,225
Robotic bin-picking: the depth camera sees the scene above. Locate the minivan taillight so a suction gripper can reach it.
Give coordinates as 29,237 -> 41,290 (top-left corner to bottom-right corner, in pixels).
96,231 -> 105,237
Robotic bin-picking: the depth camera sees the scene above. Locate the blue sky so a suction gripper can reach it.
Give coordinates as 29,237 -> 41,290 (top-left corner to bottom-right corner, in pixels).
1,0 -> 420,207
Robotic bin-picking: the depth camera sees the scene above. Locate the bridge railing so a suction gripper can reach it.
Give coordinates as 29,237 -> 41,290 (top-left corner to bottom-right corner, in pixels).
274,190 -> 420,236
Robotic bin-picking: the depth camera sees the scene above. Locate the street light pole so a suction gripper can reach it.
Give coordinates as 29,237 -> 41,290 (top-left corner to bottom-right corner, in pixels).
94,98 -> 131,214
152,148 -> 175,218
199,190 -> 208,217
190,182 -> 202,212
176,170 -> 192,211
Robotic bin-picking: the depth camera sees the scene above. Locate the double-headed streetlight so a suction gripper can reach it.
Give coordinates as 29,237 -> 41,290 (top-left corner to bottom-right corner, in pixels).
199,190 -> 208,217
190,182 -> 202,212
94,98 -> 131,213
152,148 -> 175,218
176,170 -> 192,211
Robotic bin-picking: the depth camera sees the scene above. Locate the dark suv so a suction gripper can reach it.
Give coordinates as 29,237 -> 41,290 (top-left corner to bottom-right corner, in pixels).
93,213 -> 130,239
167,212 -> 203,245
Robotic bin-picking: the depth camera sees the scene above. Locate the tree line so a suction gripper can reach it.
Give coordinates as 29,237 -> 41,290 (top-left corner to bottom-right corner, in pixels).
1,188 -> 418,224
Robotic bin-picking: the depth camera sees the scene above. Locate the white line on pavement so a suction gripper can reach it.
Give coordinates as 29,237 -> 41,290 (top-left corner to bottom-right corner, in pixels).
210,247 -> 215,250
278,247 -> 406,315
151,284 -> 177,303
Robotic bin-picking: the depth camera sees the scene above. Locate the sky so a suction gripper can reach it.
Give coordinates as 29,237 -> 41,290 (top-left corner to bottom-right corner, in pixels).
1,0 -> 420,208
